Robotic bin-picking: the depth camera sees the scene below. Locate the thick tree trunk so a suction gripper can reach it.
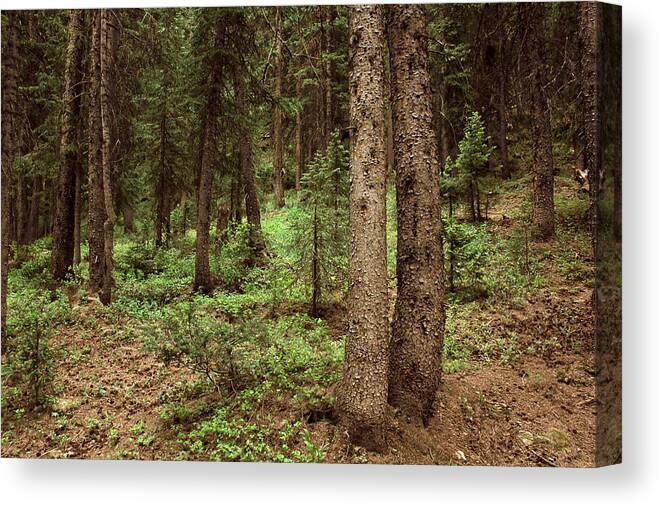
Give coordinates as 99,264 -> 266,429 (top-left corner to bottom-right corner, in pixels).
272,9 -> 285,210
388,4 -> 446,425
52,9 -> 84,280
2,12 -> 19,333
524,3 -> 555,239
194,17 -> 225,293
234,69 -> 265,256
335,5 -> 389,452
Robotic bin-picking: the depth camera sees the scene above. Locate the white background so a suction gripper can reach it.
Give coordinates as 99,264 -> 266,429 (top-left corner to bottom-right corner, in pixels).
0,0 -> 658,505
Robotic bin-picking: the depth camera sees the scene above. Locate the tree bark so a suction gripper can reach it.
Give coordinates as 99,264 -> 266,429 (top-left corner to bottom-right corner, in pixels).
295,78 -> 303,192
335,5 -> 389,452
2,11 -> 19,333
99,9 -> 116,304
580,2 -> 602,254
272,7 -> 285,209
155,111 -> 169,247
16,176 -> 30,245
387,4 -> 446,425
52,9 -> 84,280
194,17 -> 225,293
234,68 -> 265,256
323,5 -> 334,146
524,3 -> 555,239
497,32 -> 511,180
87,10 -> 108,301
73,163 -> 82,266
27,175 -> 42,242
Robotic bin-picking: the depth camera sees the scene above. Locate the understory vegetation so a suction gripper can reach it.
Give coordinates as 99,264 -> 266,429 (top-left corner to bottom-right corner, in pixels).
1,175 -> 594,462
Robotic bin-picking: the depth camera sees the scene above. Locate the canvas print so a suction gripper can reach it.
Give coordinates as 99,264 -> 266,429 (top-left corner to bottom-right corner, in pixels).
0,2 -> 621,466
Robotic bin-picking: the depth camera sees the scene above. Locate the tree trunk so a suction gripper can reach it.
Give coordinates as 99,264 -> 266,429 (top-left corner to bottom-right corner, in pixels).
311,205 -> 320,317
335,5 -> 389,452
234,68 -> 265,256
387,4 -> 446,425
272,7 -> 285,209
27,175 -> 42,242
73,163 -> 82,266
215,202 -> 230,242
16,176 -> 30,245
295,78 -> 303,192
87,9 -> 116,304
52,9 -> 84,280
2,11 -> 19,333
580,2 -> 602,254
155,111 -> 168,247
524,3 -> 555,239
99,9 -> 116,305
230,165 -> 244,224
323,5 -> 334,146
122,203 -> 134,233
497,36 -> 511,179
194,17 -> 225,293
87,10 -> 108,301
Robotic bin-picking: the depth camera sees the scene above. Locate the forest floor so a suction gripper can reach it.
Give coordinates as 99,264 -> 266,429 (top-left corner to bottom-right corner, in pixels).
1,175 -> 597,466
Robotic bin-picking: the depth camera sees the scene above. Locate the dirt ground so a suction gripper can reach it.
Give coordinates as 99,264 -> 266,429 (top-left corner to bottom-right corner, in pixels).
1,320 -> 596,466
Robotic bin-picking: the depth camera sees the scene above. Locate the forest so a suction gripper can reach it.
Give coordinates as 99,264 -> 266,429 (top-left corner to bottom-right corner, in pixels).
1,3 -> 621,466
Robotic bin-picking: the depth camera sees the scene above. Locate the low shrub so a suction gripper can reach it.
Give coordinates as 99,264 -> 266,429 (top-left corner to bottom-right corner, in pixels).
2,288 -> 68,410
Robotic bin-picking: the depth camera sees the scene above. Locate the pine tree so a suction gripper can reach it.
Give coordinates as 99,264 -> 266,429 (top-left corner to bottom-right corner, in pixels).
388,4 -> 446,425
335,4 -> 389,452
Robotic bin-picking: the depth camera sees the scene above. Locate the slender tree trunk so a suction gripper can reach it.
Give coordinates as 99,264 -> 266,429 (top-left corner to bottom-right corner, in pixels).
52,9 -> 84,280
272,7 -> 285,209
497,37 -> 511,179
16,177 -> 30,245
323,5 -> 334,147
194,17 -> 225,293
122,203 -> 134,233
230,165 -> 243,224
295,78 -> 303,192
580,2 -> 603,255
99,9 -> 116,304
87,10 -> 107,300
155,112 -> 168,247
73,164 -> 82,266
524,3 -> 555,239
2,12 -> 19,333
27,175 -> 42,242
388,4 -> 446,425
234,68 -> 265,256
311,205 -> 320,316
215,202 -> 230,242
335,5 -> 389,452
